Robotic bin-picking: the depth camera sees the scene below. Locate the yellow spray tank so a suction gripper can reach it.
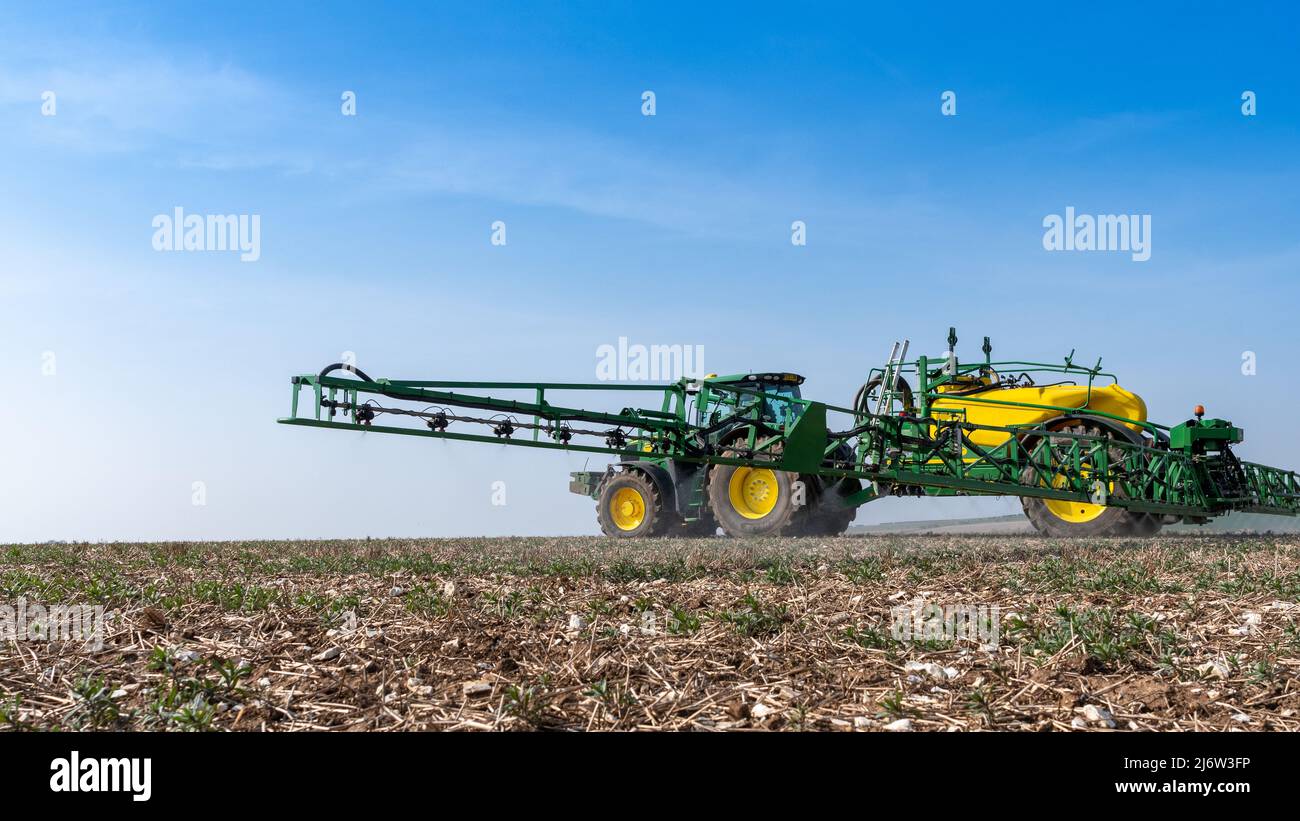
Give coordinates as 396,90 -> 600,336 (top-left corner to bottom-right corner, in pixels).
930,378 -> 1147,449
890,329 -> 1159,536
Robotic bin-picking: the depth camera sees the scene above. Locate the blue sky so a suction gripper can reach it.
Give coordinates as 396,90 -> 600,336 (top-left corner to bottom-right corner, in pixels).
2,2 -> 1299,541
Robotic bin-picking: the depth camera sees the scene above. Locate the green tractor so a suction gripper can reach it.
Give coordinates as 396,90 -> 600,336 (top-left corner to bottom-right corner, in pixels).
570,371 -> 860,538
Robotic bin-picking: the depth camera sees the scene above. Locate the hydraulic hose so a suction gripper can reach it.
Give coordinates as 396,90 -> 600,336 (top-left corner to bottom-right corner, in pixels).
318,363 -> 376,382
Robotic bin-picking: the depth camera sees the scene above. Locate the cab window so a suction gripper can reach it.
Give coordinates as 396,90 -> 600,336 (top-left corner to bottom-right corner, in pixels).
763,385 -> 801,424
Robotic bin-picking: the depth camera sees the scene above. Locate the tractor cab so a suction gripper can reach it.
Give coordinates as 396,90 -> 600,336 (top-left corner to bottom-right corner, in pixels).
695,372 -> 805,426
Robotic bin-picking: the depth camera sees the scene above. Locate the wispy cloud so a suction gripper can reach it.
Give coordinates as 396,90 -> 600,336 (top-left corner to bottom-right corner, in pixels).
381,126 -> 780,235
377,123 -> 946,241
1009,110 -> 1188,155
0,34 -> 929,240
0,52 -> 309,169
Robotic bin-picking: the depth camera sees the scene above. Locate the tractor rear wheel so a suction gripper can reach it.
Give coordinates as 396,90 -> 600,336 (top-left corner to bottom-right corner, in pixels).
1019,423 -> 1157,537
597,470 -> 672,538
708,446 -> 800,537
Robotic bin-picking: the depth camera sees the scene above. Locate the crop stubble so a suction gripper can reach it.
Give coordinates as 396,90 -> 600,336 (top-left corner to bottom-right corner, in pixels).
1,534 -> 1298,731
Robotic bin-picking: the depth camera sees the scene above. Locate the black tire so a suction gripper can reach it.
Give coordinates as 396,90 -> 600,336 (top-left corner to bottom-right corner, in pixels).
853,376 -> 914,417
597,470 -> 672,538
1019,423 -> 1152,537
707,444 -> 800,537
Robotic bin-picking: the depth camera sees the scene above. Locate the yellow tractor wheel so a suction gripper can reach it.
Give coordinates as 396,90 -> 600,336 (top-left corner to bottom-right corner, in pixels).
609,486 -> 646,530
727,466 -> 782,519
597,471 -> 670,537
708,442 -> 799,536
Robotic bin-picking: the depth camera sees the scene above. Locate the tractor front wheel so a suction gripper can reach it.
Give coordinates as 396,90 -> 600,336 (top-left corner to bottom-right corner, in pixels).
597,471 -> 671,537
